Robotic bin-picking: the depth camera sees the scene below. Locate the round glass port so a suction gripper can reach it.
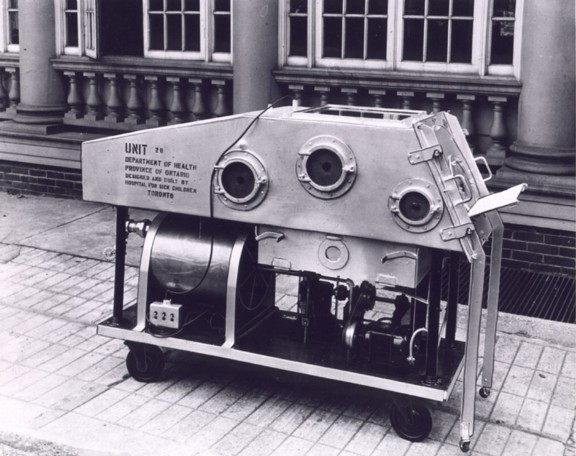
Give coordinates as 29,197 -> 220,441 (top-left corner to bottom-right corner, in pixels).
296,135 -> 357,199
306,149 -> 344,188
214,149 -> 268,211
221,161 -> 256,200
399,191 -> 431,222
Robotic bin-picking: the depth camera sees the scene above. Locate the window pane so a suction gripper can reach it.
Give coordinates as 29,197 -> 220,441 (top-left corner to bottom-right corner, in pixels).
347,0 -> 365,14
167,0 -> 181,11
9,0 -> 17,8
368,0 -> 388,14
9,12 -> 18,45
184,0 -> 200,10
289,16 -> 308,56
324,0 -> 343,14
214,14 -> 231,53
149,0 -> 163,11
367,17 -> 387,59
404,0 -> 424,15
66,0 -> 78,9
323,16 -> 342,57
345,17 -> 364,58
167,14 -> 182,49
427,19 -> 448,61
214,0 -> 230,11
102,0 -> 143,56
65,12 -> 78,47
451,19 -> 472,62
428,0 -> 449,16
184,14 -> 201,51
290,0 -> 307,13
149,14 -> 164,50
453,0 -> 474,17
403,18 -> 423,60
491,21 -> 514,64
493,0 -> 515,17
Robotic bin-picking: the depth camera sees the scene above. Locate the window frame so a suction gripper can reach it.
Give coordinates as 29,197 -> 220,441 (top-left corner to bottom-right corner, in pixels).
55,0 -> 85,56
0,0 -> 19,53
143,0 -> 232,63
280,0 -> 522,78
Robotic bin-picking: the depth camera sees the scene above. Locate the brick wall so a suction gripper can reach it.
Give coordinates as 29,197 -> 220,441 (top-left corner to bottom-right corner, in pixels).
0,160 -> 82,199
502,224 -> 575,276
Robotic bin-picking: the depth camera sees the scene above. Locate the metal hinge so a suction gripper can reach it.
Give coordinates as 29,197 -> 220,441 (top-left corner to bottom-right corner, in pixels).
440,223 -> 475,241
408,145 -> 443,165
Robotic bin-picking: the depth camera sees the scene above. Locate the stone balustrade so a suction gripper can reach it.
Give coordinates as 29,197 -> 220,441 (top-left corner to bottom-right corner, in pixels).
52,57 -> 233,132
275,69 -> 521,172
0,58 -> 20,119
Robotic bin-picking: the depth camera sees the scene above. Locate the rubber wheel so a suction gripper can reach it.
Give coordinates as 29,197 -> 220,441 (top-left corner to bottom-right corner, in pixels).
459,439 -> 471,452
126,345 -> 165,383
479,387 -> 491,398
389,401 -> 433,442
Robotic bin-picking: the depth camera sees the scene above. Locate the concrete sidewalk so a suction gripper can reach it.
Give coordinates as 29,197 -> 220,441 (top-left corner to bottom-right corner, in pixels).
0,192 -> 575,456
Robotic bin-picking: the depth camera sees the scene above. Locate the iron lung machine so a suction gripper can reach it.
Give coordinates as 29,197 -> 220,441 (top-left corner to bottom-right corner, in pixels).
83,104 -> 526,452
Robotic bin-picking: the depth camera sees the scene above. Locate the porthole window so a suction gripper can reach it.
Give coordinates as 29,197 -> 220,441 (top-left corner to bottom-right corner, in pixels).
213,150 -> 268,211
389,178 -> 443,232
296,135 -> 357,199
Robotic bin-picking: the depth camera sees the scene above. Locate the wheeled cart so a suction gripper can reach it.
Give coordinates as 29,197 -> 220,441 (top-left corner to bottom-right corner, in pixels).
84,104 -> 525,451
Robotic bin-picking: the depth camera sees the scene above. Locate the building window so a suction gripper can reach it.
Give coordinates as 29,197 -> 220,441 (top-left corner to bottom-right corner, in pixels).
489,0 -> 515,65
402,0 -> 474,64
56,0 -> 232,62
0,0 -> 19,52
281,0 -> 521,77
144,0 -> 232,61
64,0 -> 79,48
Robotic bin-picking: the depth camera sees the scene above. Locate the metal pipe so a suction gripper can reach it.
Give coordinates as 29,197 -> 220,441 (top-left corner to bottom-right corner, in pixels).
111,206 -> 128,327
446,251 -> 460,347
407,327 -> 428,364
425,250 -> 443,384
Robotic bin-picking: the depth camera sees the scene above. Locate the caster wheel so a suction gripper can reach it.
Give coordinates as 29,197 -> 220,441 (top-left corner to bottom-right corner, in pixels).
459,439 -> 470,452
479,387 -> 491,398
126,344 -> 165,383
389,401 -> 432,442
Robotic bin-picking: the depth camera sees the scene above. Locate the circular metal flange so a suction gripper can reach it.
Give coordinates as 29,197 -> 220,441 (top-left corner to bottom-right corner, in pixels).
389,178 -> 444,233
213,149 -> 269,211
296,135 -> 357,199
318,237 -> 349,270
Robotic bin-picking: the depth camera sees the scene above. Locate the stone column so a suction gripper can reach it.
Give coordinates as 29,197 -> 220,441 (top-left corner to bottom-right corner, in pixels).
498,0 -> 575,193
232,0 -> 280,113
13,0 -> 67,129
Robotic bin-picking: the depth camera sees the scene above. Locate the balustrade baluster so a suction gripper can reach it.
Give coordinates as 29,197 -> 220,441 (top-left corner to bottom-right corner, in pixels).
104,73 -> 124,123
397,90 -> 414,110
189,78 -> 207,121
6,68 -> 19,114
457,94 -> 476,152
0,70 -> 7,111
369,89 -> 386,108
289,84 -> 304,106
341,88 -> 357,106
167,77 -> 186,125
486,96 -> 508,169
427,92 -> 444,114
146,75 -> 165,127
211,80 -> 229,118
124,74 -> 144,125
314,86 -> 330,106
83,72 -> 103,121
63,71 -> 83,119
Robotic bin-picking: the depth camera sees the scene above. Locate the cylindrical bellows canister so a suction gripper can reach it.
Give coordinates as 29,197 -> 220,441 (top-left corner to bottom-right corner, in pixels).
149,215 -> 238,303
